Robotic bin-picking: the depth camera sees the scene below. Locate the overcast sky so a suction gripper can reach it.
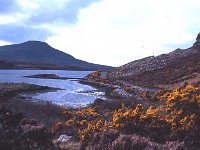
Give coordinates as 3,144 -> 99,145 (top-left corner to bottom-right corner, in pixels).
0,0 -> 200,66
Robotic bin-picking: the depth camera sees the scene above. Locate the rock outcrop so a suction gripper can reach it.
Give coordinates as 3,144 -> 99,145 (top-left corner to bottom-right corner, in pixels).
193,32 -> 200,47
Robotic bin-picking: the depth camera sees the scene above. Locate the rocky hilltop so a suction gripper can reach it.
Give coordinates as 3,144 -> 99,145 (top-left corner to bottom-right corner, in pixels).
108,33 -> 200,88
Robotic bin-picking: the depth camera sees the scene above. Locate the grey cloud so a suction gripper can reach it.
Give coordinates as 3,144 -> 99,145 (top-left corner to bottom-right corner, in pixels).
0,0 -> 101,43
0,0 -> 19,13
29,0 -> 101,24
0,24 -> 52,43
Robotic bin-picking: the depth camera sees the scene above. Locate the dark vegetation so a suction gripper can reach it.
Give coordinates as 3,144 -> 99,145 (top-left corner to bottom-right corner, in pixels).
6,99 -> 65,127
0,60 -> 16,69
87,131 -> 185,150
0,106 -> 60,150
0,60 -> 97,71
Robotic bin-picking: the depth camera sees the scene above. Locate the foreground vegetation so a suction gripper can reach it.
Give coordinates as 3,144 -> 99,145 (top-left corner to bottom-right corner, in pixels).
1,82 -> 200,149
0,107 -> 60,149
52,82 -> 200,149
0,83 -> 64,149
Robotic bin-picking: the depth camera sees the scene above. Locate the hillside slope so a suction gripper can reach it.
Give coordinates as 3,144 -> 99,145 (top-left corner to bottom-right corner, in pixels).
108,34 -> 200,87
0,41 -> 113,70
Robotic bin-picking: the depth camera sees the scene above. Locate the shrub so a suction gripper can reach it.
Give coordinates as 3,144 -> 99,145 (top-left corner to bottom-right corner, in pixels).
53,83 -> 200,149
82,130 -> 119,150
111,134 -> 161,150
0,107 -> 58,150
85,132 -> 186,150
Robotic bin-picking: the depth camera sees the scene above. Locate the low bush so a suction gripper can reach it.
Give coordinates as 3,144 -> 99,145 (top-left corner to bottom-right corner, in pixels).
6,99 -> 65,126
0,107 -> 59,150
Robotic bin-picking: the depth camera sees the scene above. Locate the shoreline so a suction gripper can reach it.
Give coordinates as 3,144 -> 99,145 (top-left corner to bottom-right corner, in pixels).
23,73 -> 116,102
0,83 -> 67,126
20,73 -> 123,99
0,82 -> 60,99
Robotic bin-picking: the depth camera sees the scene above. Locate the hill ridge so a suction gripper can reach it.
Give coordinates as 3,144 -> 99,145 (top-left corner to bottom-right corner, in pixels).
0,41 -> 113,70
107,33 -> 200,87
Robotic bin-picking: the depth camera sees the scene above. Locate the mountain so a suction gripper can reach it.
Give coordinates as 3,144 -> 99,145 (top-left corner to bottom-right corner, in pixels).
0,41 -> 113,70
108,33 -> 200,87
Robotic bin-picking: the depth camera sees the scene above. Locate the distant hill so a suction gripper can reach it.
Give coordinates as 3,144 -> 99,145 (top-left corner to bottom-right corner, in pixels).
108,33 -> 200,87
0,41 -> 113,70
0,60 -> 16,69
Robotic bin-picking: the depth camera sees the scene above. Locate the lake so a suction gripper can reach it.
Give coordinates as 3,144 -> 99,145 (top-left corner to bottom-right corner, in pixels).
0,70 -> 105,107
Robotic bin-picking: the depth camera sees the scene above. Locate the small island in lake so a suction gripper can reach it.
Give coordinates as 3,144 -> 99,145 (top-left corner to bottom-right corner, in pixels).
24,73 -> 81,80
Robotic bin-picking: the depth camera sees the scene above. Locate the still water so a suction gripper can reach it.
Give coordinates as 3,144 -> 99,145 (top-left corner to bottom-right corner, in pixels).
0,70 -> 105,107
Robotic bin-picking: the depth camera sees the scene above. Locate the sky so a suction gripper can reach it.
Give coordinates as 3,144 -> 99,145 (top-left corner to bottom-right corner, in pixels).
0,0 -> 200,67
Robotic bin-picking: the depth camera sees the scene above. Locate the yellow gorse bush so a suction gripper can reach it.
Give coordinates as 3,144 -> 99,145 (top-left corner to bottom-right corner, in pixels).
52,82 -> 200,141
76,107 -> 99,117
